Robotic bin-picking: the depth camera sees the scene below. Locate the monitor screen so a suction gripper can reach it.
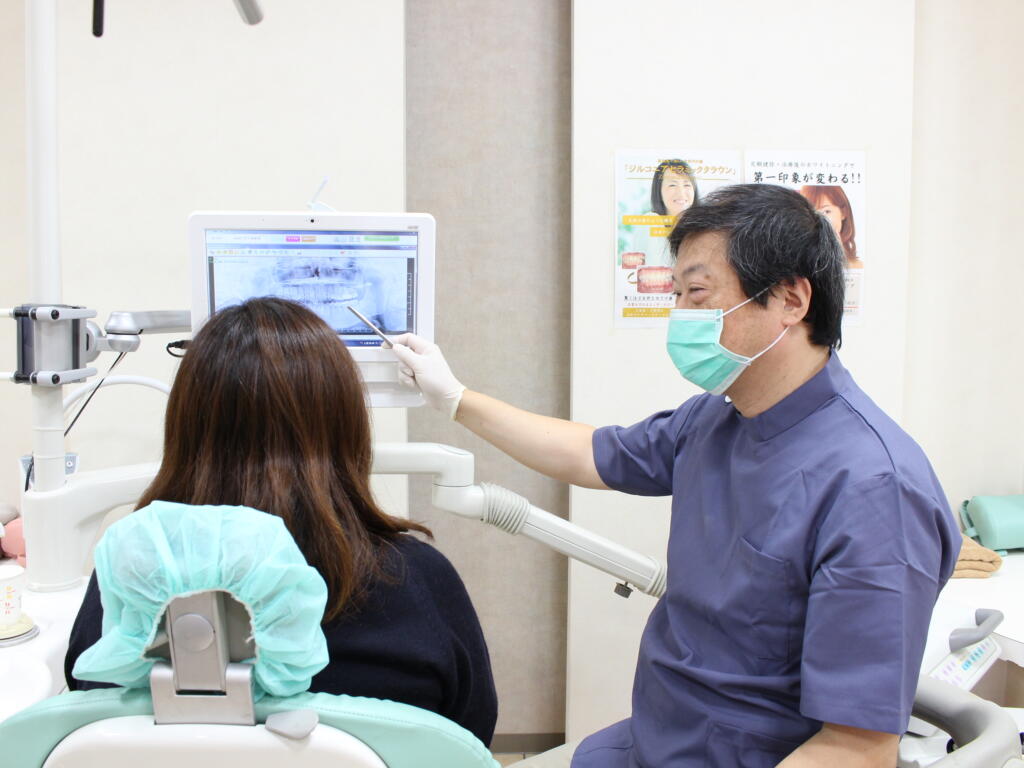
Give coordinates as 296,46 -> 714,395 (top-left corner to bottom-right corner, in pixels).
204,227 -> 418,347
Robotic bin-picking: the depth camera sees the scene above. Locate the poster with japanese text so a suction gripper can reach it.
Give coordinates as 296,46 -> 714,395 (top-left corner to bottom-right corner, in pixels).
614,150 -> 742,328
745,151 -> 866,321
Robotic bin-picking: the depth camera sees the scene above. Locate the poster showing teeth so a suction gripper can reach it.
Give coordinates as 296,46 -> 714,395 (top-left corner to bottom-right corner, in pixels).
614,150 -> 742,328
745,150 -> 866,322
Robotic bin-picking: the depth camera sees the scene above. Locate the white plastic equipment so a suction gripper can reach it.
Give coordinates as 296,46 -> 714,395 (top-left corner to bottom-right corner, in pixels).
900,556 -> 1024,766
902,677 -> 1024,768
44,718 -> 388,767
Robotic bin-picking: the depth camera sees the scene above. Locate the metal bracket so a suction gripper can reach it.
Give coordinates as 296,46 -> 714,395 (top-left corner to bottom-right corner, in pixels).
148,590 -> 257,726
6,303 -> 99,385
84,321 -> 139,362
3,305 -> 191,376
13,305 -> 96,322
81,310 -> 192,363
150,661 -> 255,726
14,367 -> 97,386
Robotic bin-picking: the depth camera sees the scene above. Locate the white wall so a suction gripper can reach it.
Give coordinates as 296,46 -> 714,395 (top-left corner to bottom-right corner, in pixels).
0,4 -> 32,516
903,0 -> 1024,508
0,0 -> 408,525
569,0 -> 918,739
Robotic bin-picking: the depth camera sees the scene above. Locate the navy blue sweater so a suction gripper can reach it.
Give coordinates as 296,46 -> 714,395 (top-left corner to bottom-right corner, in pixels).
65,534 -> 498,745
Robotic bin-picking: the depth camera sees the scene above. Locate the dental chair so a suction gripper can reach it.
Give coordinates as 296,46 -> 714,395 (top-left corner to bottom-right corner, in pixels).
6,622 -> 1019,768
5,661 -> 1021,768
0,503 -> 497,768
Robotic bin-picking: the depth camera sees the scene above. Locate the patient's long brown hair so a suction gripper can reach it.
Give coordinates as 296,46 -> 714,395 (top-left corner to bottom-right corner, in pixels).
137,297 -> 430,622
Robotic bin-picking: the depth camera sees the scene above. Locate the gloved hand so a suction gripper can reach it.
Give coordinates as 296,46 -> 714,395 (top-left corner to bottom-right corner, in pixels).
390,333 -> 466,420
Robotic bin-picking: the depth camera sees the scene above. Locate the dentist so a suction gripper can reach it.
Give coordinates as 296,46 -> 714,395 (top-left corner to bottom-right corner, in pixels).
391,183 -> 960,768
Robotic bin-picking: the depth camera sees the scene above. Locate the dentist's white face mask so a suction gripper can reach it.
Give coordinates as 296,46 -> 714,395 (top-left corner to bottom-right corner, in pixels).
666,289 -> 787,395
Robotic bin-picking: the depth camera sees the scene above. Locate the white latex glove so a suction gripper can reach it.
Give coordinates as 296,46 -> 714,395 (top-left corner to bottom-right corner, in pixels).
390,333 -> 466,420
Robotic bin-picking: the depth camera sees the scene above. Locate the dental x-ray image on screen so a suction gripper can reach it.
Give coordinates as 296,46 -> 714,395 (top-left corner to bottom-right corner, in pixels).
205,228 -> 417,347
269,256 -> 407,334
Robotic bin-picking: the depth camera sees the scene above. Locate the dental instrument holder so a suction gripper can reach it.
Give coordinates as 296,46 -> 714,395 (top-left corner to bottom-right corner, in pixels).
148,590 -> 257,726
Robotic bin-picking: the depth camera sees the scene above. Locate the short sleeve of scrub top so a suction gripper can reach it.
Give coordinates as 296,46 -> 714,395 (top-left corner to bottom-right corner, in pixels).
800,472 -> 955,733
592,398 -> 700,496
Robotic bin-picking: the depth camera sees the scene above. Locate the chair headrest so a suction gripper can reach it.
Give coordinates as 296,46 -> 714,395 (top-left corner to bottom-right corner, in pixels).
73,501 -> 329,698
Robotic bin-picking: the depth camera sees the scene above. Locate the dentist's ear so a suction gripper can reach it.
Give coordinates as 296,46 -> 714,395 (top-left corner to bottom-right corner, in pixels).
778,277 -> 813,326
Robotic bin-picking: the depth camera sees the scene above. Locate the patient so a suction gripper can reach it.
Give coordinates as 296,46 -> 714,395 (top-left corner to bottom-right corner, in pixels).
64,297 -> 498,745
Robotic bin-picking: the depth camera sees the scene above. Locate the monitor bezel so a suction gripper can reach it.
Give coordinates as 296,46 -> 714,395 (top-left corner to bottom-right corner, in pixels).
188,211 -> 435,364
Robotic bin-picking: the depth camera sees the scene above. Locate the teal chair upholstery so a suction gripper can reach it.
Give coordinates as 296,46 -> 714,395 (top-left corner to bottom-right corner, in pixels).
0,687 -> 498,767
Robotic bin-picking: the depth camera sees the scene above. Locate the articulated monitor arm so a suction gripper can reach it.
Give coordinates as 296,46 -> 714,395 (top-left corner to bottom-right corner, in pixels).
18,442 -> 665,596
372,443 -> 667,599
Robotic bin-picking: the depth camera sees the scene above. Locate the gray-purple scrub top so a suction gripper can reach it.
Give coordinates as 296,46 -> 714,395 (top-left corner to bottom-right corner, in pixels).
574,353 -> 960,768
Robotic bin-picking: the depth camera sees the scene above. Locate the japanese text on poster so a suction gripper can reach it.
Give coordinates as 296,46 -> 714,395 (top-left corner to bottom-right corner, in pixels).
745,150 -> 866,321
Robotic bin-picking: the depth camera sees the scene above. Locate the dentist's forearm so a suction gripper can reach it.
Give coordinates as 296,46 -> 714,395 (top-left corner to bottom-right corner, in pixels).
455,390 -> 609,490
777,724 -> 897,768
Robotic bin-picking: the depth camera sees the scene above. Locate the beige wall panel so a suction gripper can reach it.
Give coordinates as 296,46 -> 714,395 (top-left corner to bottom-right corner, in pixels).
406,0 -> 571,736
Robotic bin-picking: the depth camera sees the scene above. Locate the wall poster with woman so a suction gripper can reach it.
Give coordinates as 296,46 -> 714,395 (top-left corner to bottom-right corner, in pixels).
745,150 -> 866,322
614,150 -> 741,328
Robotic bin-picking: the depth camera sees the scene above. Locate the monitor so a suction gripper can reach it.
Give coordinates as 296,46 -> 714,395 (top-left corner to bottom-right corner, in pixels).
189,211 -> 434,407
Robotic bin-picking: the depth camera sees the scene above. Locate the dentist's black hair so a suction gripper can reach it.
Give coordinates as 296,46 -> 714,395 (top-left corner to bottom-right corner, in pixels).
668,183 -> 846,349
